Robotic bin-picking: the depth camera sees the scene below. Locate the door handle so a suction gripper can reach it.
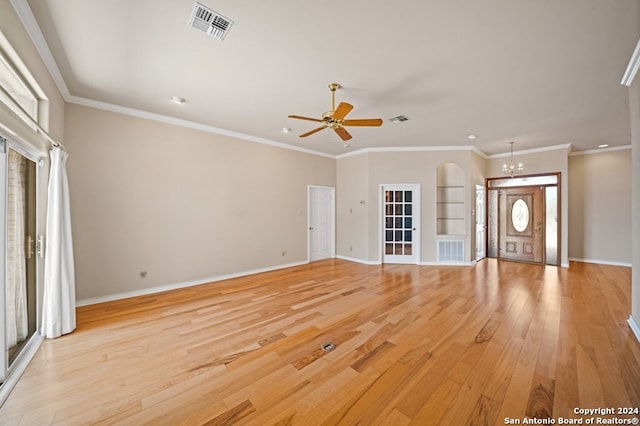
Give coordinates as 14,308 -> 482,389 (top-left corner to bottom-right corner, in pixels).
37,235 -> 44,258
309,227 -> 314,230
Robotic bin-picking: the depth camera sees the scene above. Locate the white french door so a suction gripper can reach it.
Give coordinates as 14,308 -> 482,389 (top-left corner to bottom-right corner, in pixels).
308,186 -> 334,261
382,184 -> 420,264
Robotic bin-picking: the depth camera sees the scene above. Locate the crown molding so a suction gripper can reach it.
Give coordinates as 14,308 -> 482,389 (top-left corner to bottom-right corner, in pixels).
470,146 -> 489,159
621,38 -> 640,87
68,95 -> 336,159
10,0 -> 71,99
487,143 -> 572,159
336,145 -> 482,159
568,144 -> 631,157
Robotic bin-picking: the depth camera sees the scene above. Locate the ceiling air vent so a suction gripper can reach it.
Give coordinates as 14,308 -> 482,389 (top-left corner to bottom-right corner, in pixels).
389,115 -> 409,123
188,2 -> 233,40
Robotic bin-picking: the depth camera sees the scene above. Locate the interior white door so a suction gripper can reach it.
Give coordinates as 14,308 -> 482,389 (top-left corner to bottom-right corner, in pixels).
308,186 -> 334,261
382,184 -> 420,264
475,185 -> 486,260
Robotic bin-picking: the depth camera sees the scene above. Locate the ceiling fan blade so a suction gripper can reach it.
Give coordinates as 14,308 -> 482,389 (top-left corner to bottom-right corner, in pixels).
334,126 -> 352,141
342,118 -> 383,127
333,102 -> 353,120
300,126 -> 326,138
288,115 -> 324,123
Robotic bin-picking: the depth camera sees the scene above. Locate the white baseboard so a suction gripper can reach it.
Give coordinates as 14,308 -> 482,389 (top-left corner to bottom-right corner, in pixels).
568,258 -> 632,268
420,261 -> 476,266
629,316 -> 640,344
335,255 -> 477,267
335,255 -> 381,265
75,260 -> 308,307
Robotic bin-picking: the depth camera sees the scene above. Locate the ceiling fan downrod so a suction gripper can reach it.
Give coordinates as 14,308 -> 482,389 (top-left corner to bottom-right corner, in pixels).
328,83 -> 340,114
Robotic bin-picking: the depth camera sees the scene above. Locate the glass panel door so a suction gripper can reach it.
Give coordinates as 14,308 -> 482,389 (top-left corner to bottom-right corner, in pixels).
1,143 -> 38,382
382,184 -> 419,264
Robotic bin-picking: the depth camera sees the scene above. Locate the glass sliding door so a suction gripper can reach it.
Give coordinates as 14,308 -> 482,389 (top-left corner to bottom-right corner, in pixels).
1,137 -> 39,384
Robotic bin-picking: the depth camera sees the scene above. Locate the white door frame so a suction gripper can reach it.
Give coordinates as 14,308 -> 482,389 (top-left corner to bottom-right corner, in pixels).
307,185 -> 335,261
380,184 -> 420,264
475,184 -> 486,260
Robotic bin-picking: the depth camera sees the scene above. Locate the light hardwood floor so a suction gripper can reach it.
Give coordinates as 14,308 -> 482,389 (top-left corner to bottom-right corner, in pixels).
1,259 -> 639,425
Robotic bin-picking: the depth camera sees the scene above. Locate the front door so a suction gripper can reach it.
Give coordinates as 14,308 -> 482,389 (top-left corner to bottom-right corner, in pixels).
499,186 -> 544,263
382,185 -> 420,264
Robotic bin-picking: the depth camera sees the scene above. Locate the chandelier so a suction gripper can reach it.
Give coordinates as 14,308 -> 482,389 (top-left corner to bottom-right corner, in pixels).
502,141 -> 524,177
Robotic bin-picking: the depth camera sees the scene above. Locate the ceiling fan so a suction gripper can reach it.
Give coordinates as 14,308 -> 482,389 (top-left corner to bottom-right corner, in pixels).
288,83 -> 383,142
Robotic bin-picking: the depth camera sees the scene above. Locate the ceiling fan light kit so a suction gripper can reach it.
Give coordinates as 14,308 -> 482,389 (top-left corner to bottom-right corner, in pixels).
288,83 -> 383,142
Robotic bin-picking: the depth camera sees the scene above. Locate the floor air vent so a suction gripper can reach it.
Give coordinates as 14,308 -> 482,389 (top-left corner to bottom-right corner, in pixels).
438,239 -> 464,263
188,2 -> 234,40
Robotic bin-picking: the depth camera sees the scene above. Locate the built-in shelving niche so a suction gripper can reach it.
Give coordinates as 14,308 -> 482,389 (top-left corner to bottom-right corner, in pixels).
436,162 -> 465,236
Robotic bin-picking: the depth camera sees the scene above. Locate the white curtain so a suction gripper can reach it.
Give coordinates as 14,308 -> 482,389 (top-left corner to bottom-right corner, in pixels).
42,147 -> 76,338
6,150 -> 28,347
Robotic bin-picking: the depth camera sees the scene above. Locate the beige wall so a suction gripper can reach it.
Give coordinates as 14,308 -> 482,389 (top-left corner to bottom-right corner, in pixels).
337,149 -> 477,264
568,149 -> 632,264
336,152 -> 370,262
64,104 -> 335,301
486,146 -> 570,266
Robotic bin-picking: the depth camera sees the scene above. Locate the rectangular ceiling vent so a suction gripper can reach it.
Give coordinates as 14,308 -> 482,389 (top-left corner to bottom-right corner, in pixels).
188,2 -> 233,40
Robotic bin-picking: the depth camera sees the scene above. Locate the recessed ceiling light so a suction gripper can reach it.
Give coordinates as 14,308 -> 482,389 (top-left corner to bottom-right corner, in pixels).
282,127 -> 292,133
171,96 -> 186,104
467,134 -> 477,140
597,144 -> 609,148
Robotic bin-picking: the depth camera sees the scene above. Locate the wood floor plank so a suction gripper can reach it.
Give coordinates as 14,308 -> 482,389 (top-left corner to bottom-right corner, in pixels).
0,259 -> 638,425
409,377 -> 462,425
552,320 -> 579,418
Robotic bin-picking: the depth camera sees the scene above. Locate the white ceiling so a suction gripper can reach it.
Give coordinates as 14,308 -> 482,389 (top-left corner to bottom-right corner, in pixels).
23,0 -> 640,156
